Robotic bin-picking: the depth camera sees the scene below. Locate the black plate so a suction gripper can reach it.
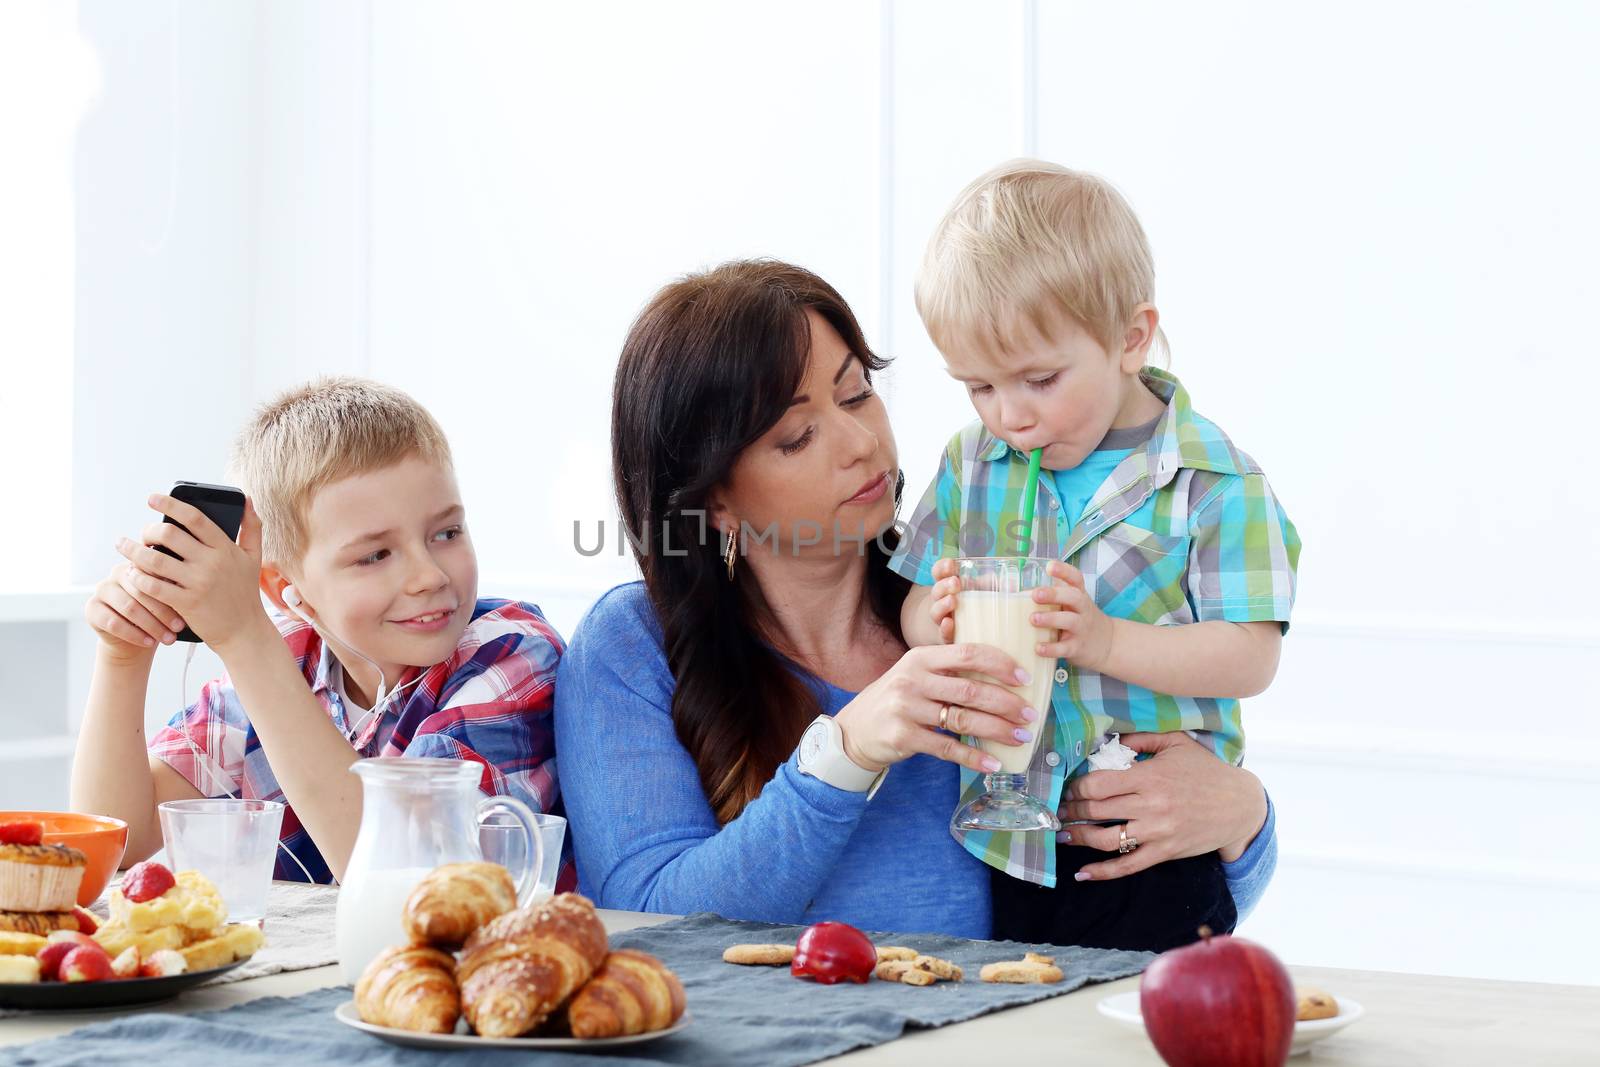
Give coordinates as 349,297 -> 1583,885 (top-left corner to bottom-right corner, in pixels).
0,959 -> 247,1011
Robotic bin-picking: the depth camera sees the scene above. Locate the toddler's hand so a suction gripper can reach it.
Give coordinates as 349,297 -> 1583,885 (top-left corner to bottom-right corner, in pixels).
928,558 -> 960,644
84,562 -> 186,663
1032,561 -> 1113,671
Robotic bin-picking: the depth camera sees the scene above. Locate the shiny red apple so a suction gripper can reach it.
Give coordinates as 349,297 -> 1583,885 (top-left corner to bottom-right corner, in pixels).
1139,926 -> 1295,1067
790,921 -> 876,985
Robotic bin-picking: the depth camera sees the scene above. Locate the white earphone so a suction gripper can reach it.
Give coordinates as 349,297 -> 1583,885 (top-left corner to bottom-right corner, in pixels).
279,584 -> 422,740
176,641 -> 319,884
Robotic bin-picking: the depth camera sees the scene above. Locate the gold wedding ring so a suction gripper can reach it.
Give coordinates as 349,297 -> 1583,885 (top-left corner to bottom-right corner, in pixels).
938,704 -> 952,732
1118,827 -> 1140,854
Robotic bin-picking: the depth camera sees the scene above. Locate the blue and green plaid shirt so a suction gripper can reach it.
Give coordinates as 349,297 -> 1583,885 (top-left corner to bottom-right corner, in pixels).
888,369 -> 1301,887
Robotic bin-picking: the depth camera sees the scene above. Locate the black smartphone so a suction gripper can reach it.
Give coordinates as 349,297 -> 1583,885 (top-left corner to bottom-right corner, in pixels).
153,481 -> 246,643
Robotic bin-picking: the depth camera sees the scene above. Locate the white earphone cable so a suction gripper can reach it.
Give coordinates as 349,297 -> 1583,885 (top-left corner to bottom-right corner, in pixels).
177,643 -> 320,885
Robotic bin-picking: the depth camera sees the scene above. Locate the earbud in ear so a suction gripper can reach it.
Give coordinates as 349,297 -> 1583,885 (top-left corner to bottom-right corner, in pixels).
282,585 -> 302,608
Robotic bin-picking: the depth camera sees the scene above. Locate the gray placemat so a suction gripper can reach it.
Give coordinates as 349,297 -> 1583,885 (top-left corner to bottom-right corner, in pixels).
215,881 -> 339,983
4,913 -> 1153,1066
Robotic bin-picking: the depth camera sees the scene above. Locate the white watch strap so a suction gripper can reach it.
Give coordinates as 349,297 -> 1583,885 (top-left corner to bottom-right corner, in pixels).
799,715 -> 886,794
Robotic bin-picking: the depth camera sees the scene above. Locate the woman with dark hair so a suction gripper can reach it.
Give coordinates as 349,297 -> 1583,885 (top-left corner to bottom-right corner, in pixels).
553,260 -> 1276,937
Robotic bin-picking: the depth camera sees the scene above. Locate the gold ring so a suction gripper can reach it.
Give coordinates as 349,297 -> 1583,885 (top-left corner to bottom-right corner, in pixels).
939,704 -> 951,731
1118,827 -> 1140,854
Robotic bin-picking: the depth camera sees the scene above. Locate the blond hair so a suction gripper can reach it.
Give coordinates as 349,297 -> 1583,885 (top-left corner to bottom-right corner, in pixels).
916,159 -> 1167,362
230,377 -> 453,566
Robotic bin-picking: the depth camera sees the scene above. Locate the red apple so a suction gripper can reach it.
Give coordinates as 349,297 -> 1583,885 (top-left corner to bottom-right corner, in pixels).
1139,926 -> 1295,1067
72,907 -> 99,935
59,943 -> 114,983
790,922 -> 877,985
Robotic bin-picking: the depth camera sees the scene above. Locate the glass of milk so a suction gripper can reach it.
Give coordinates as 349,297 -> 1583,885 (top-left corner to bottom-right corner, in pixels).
949,557 -> 1063,833
335,758 -> 545,983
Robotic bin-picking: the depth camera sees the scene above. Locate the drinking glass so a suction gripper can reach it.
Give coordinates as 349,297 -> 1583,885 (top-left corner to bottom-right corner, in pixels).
948,557 -> 1062,833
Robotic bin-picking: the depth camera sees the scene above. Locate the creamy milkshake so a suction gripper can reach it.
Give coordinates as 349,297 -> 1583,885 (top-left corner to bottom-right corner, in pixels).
952,589 -> 1058,773
949,557 -> 1063,834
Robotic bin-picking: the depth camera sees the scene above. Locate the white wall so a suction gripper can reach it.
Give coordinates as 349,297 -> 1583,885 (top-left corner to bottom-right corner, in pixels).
6,0 -> 1597,984
0,2 -> 95,590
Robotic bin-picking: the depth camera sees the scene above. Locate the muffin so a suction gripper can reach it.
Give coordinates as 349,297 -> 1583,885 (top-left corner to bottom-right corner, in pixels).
0,843 -> 88,913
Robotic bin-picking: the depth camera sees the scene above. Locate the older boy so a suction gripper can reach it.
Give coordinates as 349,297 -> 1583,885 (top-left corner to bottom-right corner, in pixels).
71,378 -> 569,885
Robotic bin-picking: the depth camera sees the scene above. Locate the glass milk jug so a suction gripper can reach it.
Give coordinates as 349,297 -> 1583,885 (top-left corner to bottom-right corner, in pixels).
335,757 -> 544,983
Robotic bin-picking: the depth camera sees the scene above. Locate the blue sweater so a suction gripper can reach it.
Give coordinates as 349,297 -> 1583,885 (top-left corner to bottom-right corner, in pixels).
554,582 -> 1276,939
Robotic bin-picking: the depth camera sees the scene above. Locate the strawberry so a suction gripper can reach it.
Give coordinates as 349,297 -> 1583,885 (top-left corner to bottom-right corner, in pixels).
140,949 -> 186,978
60,943 -> 113,982
111,946 -> 141,978
46,930 -> 96,946
72,907 -> 99,935
0,821 -> 44,846
37,941 -> 77,981
121,860 -> 176,903
42,931 -> 100,979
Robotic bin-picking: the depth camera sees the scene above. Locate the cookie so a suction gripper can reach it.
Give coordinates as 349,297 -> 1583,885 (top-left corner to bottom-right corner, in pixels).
1296,986 -> 1339,1021
912,954 -> 963,981
722,943 -> 795,966
979,959 -> 1064,984
875,960 -> 937,985
875,945 -> 917,962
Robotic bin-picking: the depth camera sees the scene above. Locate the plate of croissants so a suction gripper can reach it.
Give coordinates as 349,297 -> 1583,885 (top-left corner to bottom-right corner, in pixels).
341,862 -> 689,1048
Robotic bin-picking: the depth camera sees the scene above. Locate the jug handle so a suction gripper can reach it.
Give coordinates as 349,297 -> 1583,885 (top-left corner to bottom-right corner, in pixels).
474,794 -> 545,908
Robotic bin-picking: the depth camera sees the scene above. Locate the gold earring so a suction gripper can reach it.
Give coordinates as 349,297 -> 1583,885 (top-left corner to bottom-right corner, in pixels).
723,528 -> 739,581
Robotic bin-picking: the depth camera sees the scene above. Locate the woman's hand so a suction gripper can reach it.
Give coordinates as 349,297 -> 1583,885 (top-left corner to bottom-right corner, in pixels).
833,643 -> 1043,775
1058,731 -> 1268,882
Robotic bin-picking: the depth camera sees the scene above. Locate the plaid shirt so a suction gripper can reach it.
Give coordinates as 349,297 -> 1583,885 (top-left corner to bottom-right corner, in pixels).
889,369 -> 1300,887
150,598 -> 575,890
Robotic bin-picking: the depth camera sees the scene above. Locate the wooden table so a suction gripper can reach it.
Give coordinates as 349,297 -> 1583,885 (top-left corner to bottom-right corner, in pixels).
3,909 -> 1596,1064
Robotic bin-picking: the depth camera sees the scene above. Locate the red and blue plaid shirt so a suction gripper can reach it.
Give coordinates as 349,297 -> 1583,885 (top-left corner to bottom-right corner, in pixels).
150,598 -> 575,889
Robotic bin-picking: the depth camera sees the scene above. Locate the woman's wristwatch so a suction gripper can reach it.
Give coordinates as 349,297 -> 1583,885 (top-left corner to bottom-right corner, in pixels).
797,715 -> 889,798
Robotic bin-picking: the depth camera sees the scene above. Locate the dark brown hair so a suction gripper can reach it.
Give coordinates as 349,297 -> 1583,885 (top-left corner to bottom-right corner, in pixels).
612,259 -> 908,823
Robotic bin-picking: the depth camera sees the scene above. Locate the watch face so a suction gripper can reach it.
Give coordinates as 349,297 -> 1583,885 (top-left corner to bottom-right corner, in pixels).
799,721 -> 825,765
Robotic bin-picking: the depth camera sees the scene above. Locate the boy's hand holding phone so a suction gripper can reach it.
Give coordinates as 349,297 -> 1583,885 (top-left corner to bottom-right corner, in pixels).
114,491 -> 270,654
84,562 -> 188,663
928,557 -> 960,644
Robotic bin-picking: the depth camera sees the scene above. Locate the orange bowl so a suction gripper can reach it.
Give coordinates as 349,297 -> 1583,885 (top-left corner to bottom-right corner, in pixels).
1,811 -> 129,907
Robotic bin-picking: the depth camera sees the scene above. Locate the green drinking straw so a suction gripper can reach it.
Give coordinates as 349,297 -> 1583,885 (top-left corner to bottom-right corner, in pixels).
1019,447 -> 1043,556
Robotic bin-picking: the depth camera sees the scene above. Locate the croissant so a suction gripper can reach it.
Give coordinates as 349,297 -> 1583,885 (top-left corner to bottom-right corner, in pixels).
456,893 -> 609,1038
401,862 -> 516,948
355,944 -> 460,1034
567,949 -> 687,1038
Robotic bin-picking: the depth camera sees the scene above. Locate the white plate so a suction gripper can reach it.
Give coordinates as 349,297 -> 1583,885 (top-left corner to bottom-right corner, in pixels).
1097,990 -> 1364,1056
335,1001 -> 692,1049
